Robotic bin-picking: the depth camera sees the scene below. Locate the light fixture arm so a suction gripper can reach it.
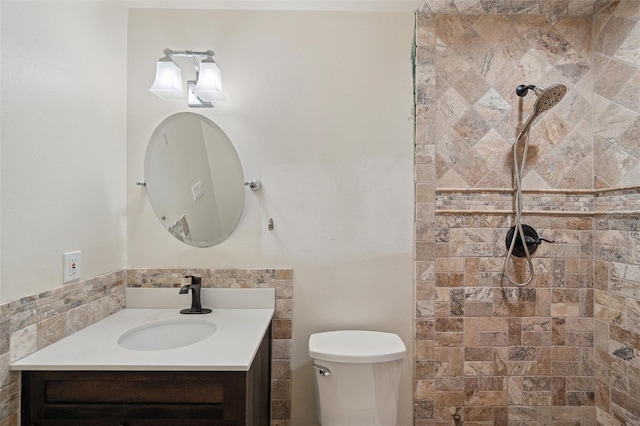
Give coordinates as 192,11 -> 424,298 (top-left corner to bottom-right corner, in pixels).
163,48 -> 216,60
163,48 -> 217,81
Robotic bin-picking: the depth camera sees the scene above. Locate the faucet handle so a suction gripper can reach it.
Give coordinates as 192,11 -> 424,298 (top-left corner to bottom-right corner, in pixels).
184,275 -> 202,285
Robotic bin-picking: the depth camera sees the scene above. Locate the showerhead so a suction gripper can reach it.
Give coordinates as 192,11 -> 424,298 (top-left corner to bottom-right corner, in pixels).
516,83 -> 567,114
516,84 -> 567,139
516,83 -> 567,135
532,84 -> 567,114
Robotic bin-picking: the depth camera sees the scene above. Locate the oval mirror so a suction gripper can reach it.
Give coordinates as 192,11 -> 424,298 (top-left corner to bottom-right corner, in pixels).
144,112 -> 244,247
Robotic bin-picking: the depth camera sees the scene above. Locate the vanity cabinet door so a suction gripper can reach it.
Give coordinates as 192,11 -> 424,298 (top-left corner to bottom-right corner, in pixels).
21,326 -> 271,426
21,371 -> 239,426
28,421 -> 237,426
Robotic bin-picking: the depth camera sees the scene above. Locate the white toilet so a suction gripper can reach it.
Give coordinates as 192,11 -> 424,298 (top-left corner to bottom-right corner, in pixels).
309,330 -> 406,426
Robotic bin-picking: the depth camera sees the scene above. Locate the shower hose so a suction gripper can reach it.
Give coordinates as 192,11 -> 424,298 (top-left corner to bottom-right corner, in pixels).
504,127 -> 535,287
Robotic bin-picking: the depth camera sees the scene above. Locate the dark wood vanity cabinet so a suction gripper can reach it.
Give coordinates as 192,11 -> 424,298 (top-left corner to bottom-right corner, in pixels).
20,328 -> 271,426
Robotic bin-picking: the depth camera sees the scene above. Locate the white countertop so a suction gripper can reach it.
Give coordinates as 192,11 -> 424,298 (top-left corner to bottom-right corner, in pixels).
11,288 -> 275,372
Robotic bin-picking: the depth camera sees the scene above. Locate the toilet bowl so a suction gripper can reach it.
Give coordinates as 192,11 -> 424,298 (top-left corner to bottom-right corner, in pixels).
309,330 -> 406,426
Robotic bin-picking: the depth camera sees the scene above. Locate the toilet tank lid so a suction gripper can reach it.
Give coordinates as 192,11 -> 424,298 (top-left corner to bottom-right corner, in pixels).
309,330 -> 406,363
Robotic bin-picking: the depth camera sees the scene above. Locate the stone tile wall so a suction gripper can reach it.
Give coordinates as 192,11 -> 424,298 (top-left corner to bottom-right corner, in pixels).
414,12 -> 438,425
431,13 -> 593,190
127,268 -> 294,426
593,215 -> 640,425
591,9 -> 640,419
594,1 -> 640,189
415,3 -> 640,425
419,0 -> 615,15
0,268 -> 292,426
0,271 -> 126,426
586,2 -> 640,425
429,213 -> 596,425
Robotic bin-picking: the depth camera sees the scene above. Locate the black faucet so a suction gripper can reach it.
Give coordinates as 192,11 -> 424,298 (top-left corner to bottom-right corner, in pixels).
179,275 -> 212,314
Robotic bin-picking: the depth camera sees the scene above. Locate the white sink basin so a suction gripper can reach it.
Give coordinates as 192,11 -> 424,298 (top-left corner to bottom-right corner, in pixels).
118,319 -> 216,351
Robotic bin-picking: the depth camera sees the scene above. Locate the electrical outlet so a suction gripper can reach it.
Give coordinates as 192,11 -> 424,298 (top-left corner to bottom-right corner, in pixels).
63,251 -> 81,283
192,180 -> 204,202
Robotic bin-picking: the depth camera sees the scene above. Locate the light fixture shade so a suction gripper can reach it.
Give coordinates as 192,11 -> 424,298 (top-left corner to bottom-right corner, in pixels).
149,60 -> 184,100
193,61 -> 225,102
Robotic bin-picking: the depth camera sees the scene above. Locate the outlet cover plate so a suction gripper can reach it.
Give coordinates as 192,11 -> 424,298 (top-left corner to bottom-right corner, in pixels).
63,251 -> 81,283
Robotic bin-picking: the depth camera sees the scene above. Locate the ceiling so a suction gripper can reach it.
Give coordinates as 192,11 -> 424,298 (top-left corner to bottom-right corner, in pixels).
123,0 -> 617,14
123,0 -> 425,12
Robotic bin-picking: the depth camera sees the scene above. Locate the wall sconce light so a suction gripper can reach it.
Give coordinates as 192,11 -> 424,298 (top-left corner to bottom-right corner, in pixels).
149,48 -> 225,108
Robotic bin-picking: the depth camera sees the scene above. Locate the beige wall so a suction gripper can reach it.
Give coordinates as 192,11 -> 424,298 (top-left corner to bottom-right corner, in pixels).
0,1 -> 128,302
126,9 -> 416,425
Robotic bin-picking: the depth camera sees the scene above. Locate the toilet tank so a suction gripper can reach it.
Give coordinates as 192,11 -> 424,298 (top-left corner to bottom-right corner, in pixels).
309,330 -> 406,426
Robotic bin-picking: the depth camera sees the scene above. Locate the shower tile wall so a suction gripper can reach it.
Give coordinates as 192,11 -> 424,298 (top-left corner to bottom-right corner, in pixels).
419,0 -> 613,15
593,214 -> 640,425
594,1 -> 640,188
432,214 -> 595,424
592,2 -> 640,425
431,13 -> 593,190
415,10 -> 598,426
415,2 -> 640,425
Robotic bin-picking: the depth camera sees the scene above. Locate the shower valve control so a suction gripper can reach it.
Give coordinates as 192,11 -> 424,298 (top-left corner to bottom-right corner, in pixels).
505,224 -> 554,258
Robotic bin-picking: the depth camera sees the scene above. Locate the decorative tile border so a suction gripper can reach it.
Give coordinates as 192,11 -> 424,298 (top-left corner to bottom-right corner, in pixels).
435,187 -> 640,214
437,190 -> 593,213
595,188 -> 640,212
127,268 -> 293,426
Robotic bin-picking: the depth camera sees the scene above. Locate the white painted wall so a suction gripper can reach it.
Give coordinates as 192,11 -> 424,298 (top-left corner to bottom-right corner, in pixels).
0,1 -> 128,302
127,9 -> 415,425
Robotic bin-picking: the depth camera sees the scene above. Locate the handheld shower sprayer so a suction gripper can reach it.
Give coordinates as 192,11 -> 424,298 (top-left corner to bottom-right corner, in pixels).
505,84 -> 566,286
516,84 -> 567,133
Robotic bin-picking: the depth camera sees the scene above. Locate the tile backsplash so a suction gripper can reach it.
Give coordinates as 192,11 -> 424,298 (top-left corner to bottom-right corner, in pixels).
0,268 -> 293,426
0,270 -> 125,426
127,268 -> 293,426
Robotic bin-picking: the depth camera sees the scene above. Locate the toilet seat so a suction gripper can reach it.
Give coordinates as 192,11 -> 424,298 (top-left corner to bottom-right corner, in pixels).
309,330 -> 406,363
